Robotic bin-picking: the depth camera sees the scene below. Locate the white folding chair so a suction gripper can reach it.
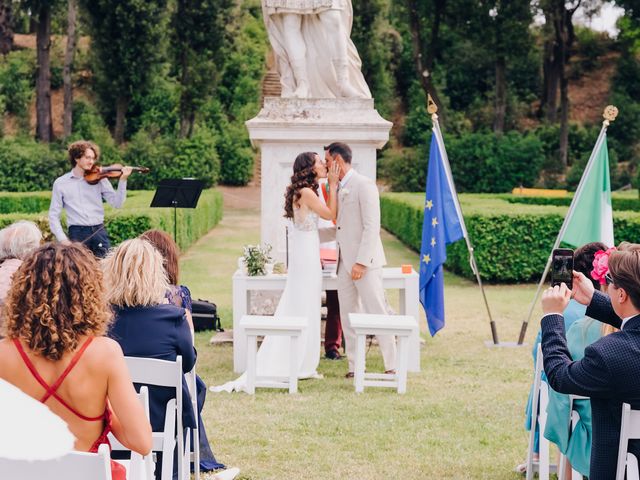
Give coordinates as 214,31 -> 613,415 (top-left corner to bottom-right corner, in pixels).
125,356 -> 190,480
186,365 -> 200,480
108,386 -> 154,480
616,403 -> 640,480
526,344 -> 555,480
0,443 -> 112,479
557,394 -> 589,480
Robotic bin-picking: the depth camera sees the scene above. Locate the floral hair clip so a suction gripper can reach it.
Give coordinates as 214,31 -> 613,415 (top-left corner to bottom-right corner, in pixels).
591,247 -> 617,285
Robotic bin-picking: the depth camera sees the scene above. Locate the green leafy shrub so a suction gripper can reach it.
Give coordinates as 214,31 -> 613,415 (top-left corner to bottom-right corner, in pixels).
378,147 -> 426,192
123,126 -> 219,189
0,139 -> 67,191
70,100 -> 123,165
380,192 -> 640,282
448,131 -> 544,193
0,50 -> 35,130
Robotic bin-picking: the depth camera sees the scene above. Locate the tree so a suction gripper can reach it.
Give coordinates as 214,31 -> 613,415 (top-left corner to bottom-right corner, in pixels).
537,0 -> 597,166
487,1 -> 534,133
351,0 -> 399,118
62,0 -> 77,138
80,0 -> 168,144
24,0 -> 61,142
404,0 -> 447,116
172,0 -> 232,138
0,0 -> 13,55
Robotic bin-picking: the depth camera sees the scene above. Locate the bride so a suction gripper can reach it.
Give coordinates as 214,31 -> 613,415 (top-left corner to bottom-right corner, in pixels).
212,151 -> 339,393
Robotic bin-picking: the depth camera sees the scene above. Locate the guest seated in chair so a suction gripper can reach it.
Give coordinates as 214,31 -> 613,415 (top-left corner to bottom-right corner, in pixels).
541,241 -> 640,479
0,221 -> 42,315
140,229 -> 227,473
518,244 -> 604,474
102,238 -> 198,480
0,243 -> 152,480
543,243 -> 617,479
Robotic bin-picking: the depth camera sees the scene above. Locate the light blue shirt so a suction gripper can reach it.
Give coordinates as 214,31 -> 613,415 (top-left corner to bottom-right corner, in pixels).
48,170 -> 127,241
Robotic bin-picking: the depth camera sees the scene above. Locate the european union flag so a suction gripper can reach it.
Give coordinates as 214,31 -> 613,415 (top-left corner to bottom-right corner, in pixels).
420,133 -> 465,336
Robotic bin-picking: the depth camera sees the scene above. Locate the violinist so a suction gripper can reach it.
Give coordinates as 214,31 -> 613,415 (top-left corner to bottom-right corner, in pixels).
48,140 -> 132,258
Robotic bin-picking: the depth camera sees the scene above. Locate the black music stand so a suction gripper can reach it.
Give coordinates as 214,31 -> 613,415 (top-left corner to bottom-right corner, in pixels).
150,179 -> 205,242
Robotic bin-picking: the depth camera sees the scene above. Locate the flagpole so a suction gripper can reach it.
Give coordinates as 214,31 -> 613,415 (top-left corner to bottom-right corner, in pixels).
516,105 -> 618,344
429,97 -> 500,345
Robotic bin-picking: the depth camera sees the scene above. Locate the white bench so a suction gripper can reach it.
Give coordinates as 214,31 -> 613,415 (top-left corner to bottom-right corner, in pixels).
349,313 -> 418,394
240,315 -> 306,394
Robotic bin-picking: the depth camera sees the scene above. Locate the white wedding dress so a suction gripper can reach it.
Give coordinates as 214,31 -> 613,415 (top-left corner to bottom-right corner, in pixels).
211,206 -> 322,393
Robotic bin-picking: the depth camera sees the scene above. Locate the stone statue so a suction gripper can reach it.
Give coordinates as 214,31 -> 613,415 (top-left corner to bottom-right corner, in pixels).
261,0 -> 371,99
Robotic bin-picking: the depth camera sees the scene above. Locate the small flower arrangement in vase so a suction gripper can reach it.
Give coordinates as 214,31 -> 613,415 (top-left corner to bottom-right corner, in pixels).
242,244 -> 273,276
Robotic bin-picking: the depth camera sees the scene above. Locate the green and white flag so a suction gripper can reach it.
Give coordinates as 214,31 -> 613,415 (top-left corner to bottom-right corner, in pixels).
561,136 -> 614,248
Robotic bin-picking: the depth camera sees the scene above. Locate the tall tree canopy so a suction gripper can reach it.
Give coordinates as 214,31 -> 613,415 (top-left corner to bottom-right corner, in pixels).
80,0 -> 168,144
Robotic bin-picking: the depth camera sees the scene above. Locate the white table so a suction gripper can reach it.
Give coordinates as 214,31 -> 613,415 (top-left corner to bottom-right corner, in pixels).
232,267 -> 420,373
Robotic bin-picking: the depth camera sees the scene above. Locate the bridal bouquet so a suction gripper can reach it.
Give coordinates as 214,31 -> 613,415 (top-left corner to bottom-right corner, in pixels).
242,244 -> 273,276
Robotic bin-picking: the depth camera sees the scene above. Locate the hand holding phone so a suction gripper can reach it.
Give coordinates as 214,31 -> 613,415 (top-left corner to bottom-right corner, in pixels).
551,248 -> 574,290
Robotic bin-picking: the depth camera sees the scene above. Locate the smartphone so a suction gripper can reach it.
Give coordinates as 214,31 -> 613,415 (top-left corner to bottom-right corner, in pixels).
551,248 -> 574,289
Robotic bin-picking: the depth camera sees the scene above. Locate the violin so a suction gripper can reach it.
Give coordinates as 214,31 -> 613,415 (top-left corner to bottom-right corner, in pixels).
83,164 -> 150,185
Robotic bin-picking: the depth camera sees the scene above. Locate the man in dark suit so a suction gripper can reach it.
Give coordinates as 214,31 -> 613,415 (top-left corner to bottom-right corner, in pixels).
540,243 -> 640,479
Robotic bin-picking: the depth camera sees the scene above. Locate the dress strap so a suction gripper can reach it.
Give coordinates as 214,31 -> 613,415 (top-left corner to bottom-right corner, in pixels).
13,337 -> 104,421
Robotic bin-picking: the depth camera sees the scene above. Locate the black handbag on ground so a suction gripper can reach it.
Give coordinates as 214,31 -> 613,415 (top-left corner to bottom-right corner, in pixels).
191,299 -> 223,332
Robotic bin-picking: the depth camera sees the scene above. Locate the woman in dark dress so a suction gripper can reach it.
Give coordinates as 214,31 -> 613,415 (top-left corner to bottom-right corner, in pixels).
103,238 -> 199,479
139,230 -> 226,473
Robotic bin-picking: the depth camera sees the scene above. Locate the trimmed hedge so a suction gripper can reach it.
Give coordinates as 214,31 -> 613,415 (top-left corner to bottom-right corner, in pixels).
0,189 -> 223,251
381,192 -> 640,283
504,195 -> 640,212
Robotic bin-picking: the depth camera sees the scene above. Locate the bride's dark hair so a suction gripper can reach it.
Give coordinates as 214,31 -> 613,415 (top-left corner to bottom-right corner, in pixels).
284,152 -> 319,219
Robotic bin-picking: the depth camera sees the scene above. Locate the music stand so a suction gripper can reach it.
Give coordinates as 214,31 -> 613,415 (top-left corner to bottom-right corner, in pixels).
150,179 -> 205,242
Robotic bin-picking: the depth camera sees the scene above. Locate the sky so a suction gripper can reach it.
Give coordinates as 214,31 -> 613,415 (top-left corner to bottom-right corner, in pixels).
534,3 -> 625,37
574,3 -> 625,36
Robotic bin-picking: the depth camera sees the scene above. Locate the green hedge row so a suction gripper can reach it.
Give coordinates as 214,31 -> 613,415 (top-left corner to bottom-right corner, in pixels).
0,189 -> 223,251
380,192 -> 640,283
504,195 -> 640,212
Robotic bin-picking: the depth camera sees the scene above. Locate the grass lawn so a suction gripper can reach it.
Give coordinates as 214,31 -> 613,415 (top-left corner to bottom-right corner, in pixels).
181,194 -> 544,479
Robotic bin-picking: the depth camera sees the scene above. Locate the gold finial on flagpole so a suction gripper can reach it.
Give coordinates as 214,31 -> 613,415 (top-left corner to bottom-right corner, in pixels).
603,105 -> 618,126
427,94 -> 438,121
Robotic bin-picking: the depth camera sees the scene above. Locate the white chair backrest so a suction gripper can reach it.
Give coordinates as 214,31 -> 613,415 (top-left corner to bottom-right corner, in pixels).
616,403 -> 640,480
124,356 -> 187,480
0,443 -> 112,480
108,386 -> 153,480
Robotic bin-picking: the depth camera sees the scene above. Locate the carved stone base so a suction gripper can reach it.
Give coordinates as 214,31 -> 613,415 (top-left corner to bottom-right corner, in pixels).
245,97 -> 392,263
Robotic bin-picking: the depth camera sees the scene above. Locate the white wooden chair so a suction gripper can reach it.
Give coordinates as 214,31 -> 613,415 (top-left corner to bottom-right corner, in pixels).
125,356 -> 190,480
186,365 -> 200,480
557,394 -> 589,480
0,443 -> 112,479
526,344 -> 556,480
616,403 -> 640,480
108,386 -> 154,480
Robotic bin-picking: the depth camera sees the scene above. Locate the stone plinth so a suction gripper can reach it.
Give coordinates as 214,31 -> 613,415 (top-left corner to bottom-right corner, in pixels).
246,97 -> 392,263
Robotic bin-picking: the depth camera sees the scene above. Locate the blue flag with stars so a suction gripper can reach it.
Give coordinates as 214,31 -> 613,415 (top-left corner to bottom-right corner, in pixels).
420,133 -> 465,336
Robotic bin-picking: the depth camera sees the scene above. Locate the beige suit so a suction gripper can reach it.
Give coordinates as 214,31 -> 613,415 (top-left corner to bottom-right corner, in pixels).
335,170 -> 396,372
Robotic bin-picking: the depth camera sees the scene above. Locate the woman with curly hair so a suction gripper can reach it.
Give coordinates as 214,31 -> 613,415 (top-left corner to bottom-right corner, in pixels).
213,151 -> 339,393
0,243 -> 151,479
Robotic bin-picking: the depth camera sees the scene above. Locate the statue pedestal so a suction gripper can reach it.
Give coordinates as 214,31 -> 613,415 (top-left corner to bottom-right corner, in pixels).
246,97 -> 392,263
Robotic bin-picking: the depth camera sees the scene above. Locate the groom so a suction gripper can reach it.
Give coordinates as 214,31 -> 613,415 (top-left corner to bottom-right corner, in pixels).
324,142 -> 397,377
